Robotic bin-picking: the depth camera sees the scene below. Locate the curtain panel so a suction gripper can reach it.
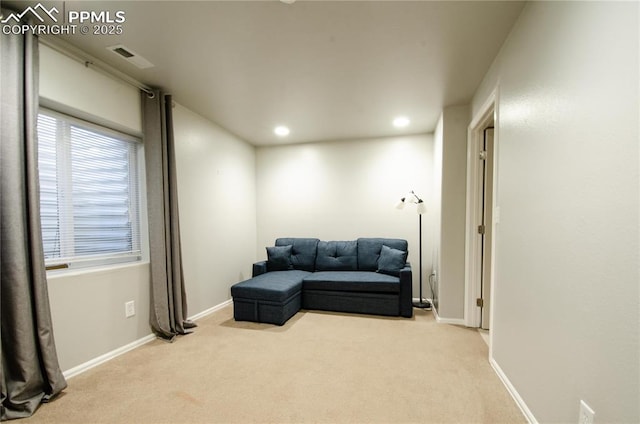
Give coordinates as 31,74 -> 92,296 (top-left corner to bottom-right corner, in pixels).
1,16 -> 67,420
142,91 -> 196,340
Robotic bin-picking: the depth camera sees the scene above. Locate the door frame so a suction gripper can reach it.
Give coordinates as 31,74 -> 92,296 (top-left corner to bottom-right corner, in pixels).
464,88 -> 498,331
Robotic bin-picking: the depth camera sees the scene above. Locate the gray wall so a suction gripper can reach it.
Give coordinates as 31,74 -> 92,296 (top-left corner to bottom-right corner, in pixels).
472,2 -> 639,422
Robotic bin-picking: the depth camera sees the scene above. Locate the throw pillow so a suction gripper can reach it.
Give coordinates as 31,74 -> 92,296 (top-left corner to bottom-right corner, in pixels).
377,245 -> 408,276
266,245 -> 293,271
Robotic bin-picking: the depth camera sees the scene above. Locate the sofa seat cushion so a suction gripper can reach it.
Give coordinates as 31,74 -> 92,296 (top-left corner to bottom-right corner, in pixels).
231,270 -> 310,302
303,271 -> 400,293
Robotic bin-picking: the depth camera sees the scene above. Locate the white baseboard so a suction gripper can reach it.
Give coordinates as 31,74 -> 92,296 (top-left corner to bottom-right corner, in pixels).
490,357 -> 538,424
189,298 -> 232,321
430,302 -> 466,325
63,299 -> 232,380
63,333 -> 156,379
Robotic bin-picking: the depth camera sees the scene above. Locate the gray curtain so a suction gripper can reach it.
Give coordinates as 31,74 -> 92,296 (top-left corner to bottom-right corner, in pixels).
142,91 -> 196,340
1,16 -> 67,420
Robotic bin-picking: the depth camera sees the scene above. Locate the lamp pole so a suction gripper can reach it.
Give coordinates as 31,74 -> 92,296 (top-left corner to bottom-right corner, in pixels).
413,201 -> 431,309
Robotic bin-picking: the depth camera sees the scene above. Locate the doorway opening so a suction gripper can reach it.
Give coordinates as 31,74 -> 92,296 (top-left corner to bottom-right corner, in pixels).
465,91 -> 497,341
478,126 -> 494,330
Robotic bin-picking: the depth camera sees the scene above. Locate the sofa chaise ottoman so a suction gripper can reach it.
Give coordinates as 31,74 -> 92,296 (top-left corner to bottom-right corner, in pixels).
230,270 -> 309,326
230,237 -> 412,325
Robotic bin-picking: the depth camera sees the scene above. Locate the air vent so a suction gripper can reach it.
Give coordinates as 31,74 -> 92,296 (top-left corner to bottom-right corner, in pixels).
113,47 -> 134,58
107,45 -> 154,69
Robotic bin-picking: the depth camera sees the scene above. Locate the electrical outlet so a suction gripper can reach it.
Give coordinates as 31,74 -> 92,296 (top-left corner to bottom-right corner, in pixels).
125,301 -> 135,318
579,400 -> 595,424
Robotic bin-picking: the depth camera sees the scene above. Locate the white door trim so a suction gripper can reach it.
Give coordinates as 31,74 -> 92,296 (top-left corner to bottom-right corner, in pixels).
464,88 -> 498,330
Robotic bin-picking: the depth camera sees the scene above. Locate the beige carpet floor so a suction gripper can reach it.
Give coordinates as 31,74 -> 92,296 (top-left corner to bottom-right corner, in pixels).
24,306 -> 525,423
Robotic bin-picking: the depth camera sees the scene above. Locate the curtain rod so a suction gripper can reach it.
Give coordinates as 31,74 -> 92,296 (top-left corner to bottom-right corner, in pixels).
39,35 -> 156,98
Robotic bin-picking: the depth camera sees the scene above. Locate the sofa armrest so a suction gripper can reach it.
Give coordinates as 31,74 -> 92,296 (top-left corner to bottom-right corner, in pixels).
253,261 -> 268,277
399,263 -> 413,318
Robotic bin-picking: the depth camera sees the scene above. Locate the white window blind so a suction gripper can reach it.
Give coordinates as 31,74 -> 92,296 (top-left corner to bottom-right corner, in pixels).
37,109 -> 143,269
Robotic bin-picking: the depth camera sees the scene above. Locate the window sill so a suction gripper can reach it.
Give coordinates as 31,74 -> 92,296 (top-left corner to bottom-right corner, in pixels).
46,260 -> 150,280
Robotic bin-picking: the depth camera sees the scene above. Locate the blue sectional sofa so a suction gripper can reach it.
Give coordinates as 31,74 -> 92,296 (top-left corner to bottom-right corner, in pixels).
231,237 -> 413,325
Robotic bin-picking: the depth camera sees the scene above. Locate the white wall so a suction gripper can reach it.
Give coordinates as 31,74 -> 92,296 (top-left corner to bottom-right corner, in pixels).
46,264 -> 150,372
472,2 -> 639,422
434,105 -> 470,320
39,44 -> 141,136
172,104 -> 257,313
256,134 -> 434,296
39,44 -> 151,372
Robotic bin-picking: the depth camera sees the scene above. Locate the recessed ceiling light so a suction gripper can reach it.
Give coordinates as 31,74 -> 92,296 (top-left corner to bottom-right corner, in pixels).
393,116 -> 410,128
274,126 -> 290,137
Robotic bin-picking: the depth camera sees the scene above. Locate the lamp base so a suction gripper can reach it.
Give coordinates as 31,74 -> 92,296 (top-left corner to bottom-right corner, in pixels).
413,300 -> 432,310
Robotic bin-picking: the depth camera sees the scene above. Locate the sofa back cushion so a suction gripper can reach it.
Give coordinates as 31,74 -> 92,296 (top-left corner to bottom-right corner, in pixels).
275,238 -> 319,272
315,240 -> 358,271
357,238 -> 408,271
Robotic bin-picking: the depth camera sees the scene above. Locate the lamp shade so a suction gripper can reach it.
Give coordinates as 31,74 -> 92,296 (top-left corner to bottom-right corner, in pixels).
395,198 -> 406,210
416,201 -> 427,215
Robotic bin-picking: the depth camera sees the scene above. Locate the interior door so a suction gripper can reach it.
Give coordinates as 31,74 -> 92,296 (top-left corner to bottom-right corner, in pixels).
480,128 -> 494,330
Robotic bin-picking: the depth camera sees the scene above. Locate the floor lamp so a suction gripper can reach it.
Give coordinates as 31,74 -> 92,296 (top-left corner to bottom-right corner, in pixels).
395,191 -> 431,309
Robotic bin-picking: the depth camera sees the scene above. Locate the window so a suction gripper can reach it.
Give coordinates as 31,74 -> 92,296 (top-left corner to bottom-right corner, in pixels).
37,109 -> 143,269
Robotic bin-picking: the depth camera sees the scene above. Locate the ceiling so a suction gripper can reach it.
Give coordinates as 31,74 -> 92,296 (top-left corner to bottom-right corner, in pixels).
4,1 -> 525,145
